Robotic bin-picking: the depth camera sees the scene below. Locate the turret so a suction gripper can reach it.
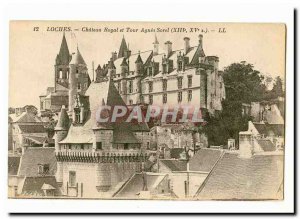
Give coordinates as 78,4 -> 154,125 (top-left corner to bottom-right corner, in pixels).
68,53 -> 78,115
55,33 -> 71,91
107,58 -> 116,79
153,35 -> 159,55
54,105 -> 70,150
165,41 -> 172,57
135,53 -> 143,75
120,57 -> 128,77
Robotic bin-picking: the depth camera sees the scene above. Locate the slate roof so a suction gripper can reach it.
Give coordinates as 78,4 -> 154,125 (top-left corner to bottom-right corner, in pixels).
18,124 -> 46,133
70,47 -> 86,65
160,159 -> 187,171
8,156 -> 21,176
114,173 -> 167,198
196,153 -> 284,200
59,79 -> 146,145
189,148 -> 223,172
56,33 -> 71,65
118,36 -> 129,58
21,176 -> 61,196
18,148 -> 56,177
10,112 -> 43,123
253,123 -> 284,136
256,139 -> 276,152
55,106 -> 70,130
114,50 -> 152,75
170,148 -> 185,159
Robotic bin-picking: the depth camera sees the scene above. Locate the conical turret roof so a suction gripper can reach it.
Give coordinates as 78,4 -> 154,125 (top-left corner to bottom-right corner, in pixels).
70,46 -> 86,65
56,33 -> 71,65
55,106 -> 70,130
118,36 -> 128,58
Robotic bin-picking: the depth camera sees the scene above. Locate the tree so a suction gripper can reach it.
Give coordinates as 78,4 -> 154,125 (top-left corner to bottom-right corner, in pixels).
223,62 -> 266,103
271,76 -> 284,98
203,62 -> 266,146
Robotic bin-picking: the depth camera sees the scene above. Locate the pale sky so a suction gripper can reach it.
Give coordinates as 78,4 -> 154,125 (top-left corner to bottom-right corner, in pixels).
9,21 -> 286,108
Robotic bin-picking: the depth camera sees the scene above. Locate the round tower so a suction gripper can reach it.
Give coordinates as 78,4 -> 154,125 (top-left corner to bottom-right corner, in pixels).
68,53 -> 78,116
54,105 -> 70,184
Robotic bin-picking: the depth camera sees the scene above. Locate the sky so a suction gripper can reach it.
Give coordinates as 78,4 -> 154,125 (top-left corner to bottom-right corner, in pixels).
9,21 -> 286,108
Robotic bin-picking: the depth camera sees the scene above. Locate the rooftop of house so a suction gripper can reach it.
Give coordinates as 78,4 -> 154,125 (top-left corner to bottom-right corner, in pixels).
159,159 -> 187,172
253,123 -> 284,136
189,148 -> 224,172
114,172 -> 168,199
256,139 -> 276,152
58,79 -> 148,145
9,111 -> 43,123
170,148 -> 185,159
21,176 -> 61,197
196,153 -> 283,200
18,124 -> 46,134
18,147 -> 56,177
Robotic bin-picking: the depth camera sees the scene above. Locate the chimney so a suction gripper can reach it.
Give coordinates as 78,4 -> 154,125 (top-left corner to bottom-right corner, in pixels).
238,129 -> 254,159
198,34 -> 203,48
165,41 -> 172,57
111,51 -> 117,61
184,37 -> 190,54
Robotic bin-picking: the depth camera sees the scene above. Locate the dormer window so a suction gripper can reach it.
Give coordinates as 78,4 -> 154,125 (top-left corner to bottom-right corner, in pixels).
75,110 -> 80,123
178,61 -> 183,71
77,83 -> 81,90
162,64 -> 167,74
148,67 -> 153,76
38,164 -> 50,175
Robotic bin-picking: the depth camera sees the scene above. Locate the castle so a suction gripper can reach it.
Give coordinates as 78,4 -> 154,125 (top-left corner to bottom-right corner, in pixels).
40,33 -> 225,116
39,33 -> 91,114
46,33 -> 226,197
96,34 -> 225,114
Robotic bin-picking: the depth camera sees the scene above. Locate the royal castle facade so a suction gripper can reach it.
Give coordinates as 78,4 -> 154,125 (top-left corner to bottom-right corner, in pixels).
96,34 -> 225,114
40,33 -> 225,115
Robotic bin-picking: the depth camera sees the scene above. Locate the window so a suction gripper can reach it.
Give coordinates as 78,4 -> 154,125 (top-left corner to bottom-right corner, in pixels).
147,142 -> 150,150
129,99 -> 133,105
188,90 -> 192,102
162,64 -> 167,74
188,76 -> 192,87
75,111 -> 80,123
162,79 -> 167,91
148,67 -> 153,76
163,93 -> 167,104
38,164 -> 49,175
96,142 -> 102,150
177,77 -> 183,89
68,145 -> 72,150
149,95 -> 153,104
220,82 -> 223,89
178,61 -> 183,71
81,144 -> 84,150
129,81 -> 133,93
124,143 -> 129,150
178,92 -> 182,103
69,171 -> 76,187
148,82 -> 153,93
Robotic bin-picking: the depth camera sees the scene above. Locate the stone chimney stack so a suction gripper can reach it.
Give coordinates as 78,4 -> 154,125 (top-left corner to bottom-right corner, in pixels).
238,130 -> 254,159
184,37 -> 190,54
165,41 -> 172,57
198,34 -> 203,48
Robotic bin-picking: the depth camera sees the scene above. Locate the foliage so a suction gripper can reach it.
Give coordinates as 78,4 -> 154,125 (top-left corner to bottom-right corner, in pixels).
203,62 -> 268,147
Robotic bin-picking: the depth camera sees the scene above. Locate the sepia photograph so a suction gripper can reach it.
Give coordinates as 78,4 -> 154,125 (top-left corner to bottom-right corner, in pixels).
8,21 -> 287,201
